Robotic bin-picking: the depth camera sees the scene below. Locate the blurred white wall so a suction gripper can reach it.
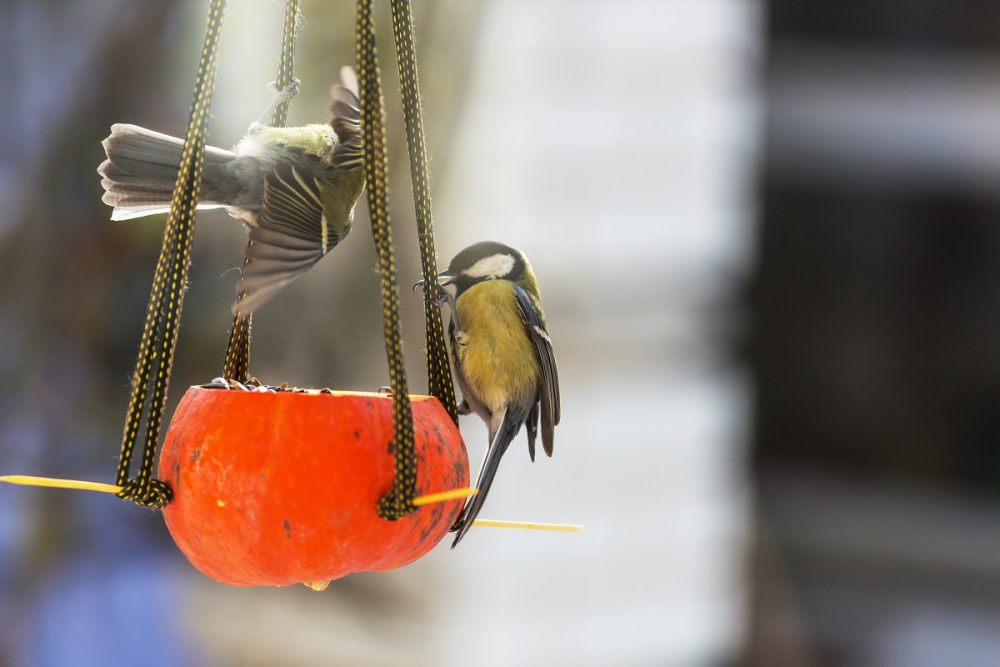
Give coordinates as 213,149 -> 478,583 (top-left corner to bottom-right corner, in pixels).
433,0 -> 760,664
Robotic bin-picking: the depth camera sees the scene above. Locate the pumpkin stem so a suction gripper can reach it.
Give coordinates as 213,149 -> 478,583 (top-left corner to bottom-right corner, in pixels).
303,581 -> 330,592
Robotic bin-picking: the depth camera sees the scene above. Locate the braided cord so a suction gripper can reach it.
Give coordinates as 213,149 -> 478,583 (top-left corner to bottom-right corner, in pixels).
268,0 -> 300,128
116,0 -> 227,508
221,315 -> 251,382
388,0 -> 458,424
223,0 -> 300,382
356,0 -> 417,520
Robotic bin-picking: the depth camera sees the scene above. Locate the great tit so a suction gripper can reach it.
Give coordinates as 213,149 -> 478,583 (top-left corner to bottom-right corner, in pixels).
425,241 -> 561,547
97,68 -> 365,314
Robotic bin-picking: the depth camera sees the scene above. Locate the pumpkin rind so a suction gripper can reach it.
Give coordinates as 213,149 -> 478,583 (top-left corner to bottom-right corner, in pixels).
159,387 -> 469,586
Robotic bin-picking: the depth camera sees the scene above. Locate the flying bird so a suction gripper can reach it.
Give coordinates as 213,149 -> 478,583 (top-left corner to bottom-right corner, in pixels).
98,67 -> 365,313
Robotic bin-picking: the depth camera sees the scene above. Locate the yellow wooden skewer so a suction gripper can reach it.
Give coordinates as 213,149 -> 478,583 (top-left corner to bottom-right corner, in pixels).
0,475 -> 476,506
471,519 -> 584,532
0,476 -> 584,532
0,475 -> 122,494
412,487 -> 477,505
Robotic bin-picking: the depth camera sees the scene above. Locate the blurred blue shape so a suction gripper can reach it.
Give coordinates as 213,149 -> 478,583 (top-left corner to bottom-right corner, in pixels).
22,556 -> 203,667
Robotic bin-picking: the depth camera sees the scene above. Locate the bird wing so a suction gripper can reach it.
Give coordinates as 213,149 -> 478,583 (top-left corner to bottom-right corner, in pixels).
513,284 -> 561,457
526,402 -> 539,462
233,162 -> 337,314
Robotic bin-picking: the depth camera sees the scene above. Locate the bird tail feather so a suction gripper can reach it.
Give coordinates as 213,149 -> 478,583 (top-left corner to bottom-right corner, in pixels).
451,413 -> 523,548
98,124 -> 237,220
330,67 -> 362,171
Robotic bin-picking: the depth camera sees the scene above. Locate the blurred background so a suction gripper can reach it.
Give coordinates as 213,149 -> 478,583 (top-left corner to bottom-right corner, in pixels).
1,0 -> 997,665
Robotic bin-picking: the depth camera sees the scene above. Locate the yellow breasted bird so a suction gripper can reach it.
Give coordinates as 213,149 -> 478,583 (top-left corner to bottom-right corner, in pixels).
428,242 -> 561,547
97,68 -> 365,313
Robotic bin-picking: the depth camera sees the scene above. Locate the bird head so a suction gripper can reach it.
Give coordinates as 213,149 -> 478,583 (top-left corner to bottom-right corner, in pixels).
432,241 -> 540,298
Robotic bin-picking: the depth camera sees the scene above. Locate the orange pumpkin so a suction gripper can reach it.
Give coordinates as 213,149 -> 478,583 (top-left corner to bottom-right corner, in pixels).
159,386 -> 468,586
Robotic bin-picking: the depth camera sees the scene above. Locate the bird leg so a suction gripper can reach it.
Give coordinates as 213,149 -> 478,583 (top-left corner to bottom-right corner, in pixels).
430,288 -> 451,309
433,289 -> 464,334
250,77 -> 302,132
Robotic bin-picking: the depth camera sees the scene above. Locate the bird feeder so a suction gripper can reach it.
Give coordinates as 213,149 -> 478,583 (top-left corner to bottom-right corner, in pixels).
159,386 -> 468,587
0,0 -> 477,587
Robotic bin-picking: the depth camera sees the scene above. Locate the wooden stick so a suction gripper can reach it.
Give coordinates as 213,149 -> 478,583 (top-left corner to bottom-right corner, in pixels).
471,519 -> 584,533
412,487 -> 476,506
0,477 -> 583,533
0,475 -> 122,494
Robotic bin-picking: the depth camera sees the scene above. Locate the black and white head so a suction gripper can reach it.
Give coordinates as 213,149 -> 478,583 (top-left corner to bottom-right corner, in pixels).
438,241 -> 531,297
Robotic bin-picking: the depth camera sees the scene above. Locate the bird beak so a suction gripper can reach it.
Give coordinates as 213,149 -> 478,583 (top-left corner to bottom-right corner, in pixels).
436,269 -> 459,286
413,269 -> 458,291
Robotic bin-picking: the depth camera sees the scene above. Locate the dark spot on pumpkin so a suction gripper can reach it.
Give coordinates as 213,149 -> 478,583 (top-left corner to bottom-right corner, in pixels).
418,521 -> 434,543
283,518 -> 292,538
353,429 -> 361,440
452,459 -> 465,481
432,424 -> 444,443
172,462 -> 181,487
408,543 -> 421,557
386,439 -> 396,454
191,447 -> 201,463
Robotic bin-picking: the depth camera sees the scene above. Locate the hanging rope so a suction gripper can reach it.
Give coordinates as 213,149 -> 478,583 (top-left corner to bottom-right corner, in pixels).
388,0 -> 458,424
355,0 -> 418,520
223,0 -> 300,382
115,0 -> 227,508
266,0 -> 300,129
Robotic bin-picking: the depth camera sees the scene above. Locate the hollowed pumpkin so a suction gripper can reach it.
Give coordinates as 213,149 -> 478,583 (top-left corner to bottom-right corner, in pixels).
159,386 -> 468,586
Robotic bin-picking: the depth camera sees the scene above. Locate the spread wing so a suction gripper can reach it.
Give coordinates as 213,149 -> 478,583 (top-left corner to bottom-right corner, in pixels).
233,162 -> 339,314
512,284 -> 561,456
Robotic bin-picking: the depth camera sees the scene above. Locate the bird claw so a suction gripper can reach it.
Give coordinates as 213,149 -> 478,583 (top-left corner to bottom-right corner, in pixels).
415,280 -> 463,332
255,77 -> 302,126
457,399 -> 472,416
266,77 -> 301,101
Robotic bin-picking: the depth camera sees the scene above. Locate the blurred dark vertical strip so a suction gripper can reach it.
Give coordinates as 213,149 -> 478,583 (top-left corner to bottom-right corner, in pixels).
746,1 -> 1000,665
0,2 -> 181,664
0,6 -> 16,240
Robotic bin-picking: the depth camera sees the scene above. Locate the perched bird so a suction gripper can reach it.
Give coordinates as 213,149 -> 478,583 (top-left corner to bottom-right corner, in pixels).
424,241 -> 561,547
97,68 -> 365,313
